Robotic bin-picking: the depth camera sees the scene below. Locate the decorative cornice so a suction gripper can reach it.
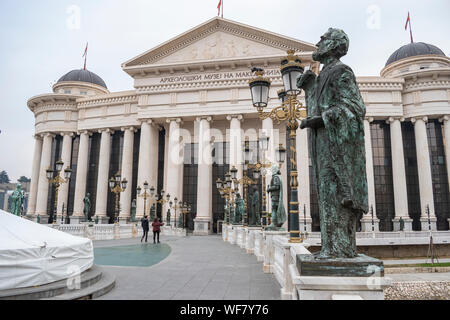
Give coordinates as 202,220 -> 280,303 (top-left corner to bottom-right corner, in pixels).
404,79 -> 450,91
77,92 -> 138,108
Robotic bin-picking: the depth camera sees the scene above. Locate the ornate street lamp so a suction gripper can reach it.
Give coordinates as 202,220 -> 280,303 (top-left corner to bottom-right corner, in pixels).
47,160 -> 72,224
249,49 -> 307,243
137,181 -> 151,219
109,172 -> 127,224
276,144 -> 287,166
170,198 -> 183,228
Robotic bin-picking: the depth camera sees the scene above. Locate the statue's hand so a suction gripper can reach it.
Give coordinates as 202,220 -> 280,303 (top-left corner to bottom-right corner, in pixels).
300,118 -> 308,129
297,70 -> 316,89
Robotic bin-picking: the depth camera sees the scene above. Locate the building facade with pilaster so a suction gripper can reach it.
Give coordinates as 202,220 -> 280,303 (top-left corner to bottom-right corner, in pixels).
26,18 -> 450,233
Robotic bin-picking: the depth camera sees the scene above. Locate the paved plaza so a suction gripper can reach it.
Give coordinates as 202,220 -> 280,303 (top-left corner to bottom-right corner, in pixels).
94,235 -> 282,300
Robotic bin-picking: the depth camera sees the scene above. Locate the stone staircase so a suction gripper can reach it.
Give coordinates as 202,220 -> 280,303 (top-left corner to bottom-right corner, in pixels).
0,265 -> 115,300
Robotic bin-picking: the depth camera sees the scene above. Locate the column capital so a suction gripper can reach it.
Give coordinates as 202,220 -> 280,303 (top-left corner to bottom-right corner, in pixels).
60,131 -> 75,137
364,117 -> 374,123
138,118 -> 154,125
98,128 -> 114,134
41,132 -> 56,139
196,116 -> 213,123
410,116 -> 428,124
121,126 -> 137,133
226,114 -> 244,122
439,115 -> 450,123
166,117 -> 183,125
386,117 -> 405,124
77,130 -> 93,136
33,134 -> 43,140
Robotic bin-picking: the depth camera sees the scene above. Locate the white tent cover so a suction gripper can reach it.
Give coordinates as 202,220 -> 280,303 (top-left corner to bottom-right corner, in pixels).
0,210 -> 94,291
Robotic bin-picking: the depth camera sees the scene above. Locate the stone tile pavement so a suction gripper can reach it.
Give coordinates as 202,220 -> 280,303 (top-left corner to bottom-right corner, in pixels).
94,235 -> 281,300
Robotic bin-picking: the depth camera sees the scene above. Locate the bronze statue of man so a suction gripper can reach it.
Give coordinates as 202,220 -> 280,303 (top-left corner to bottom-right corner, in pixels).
83,193 -> 91,222
234,193 -> 244,224
130,199 -> 137,222
150,203 -> 156,221
250,186 -> 260,226
10,184 -> 24,216
298,28 -> 368,258
266,165 -> 286,230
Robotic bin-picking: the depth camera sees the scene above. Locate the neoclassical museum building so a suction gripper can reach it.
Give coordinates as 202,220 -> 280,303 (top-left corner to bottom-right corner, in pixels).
26,17 -> 450,234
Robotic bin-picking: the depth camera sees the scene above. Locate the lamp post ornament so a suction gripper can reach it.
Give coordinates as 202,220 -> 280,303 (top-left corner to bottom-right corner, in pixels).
109,172 -> 128,224
47,159 -> 72,224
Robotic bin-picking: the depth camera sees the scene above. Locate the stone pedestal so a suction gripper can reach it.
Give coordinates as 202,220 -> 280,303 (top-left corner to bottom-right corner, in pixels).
254,230 -> 264,261
82,222 -> 95,240
229,225 -> 240,244
263,230 -> 289,274
114,223 -> 120,239
361,217 -> 379,232
421,217 -> 437,231
193,218 -> 210,236
245,227 -> 260,254
393,217 -> 413,231
236,225 -> 244,247
239,227 -> 247,249
293,254 -> 391,300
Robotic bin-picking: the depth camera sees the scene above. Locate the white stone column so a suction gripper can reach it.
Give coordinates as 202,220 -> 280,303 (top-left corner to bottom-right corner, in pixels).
136,120 -> 159,219
57,132 -> 73,218
361,118 -> 379,232
411,117 -> 436,230
27,135 -> 43,217
165,118 -> 183,221
227,115 -> 243,194
73,131 -> 91,223
95,129 -> 112,223
119,127 -> 135,223
35,133 -> 54,219
194,116 -> 213,235
440,116 -> 450,188
297,126 -> 312,232
388,117 -> 412,231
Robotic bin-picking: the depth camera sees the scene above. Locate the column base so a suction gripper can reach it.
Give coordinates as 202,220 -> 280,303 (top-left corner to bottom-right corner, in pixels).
96,216 -> 111,224
421,217 -> 437,231
393,217 -> 413,231
119,217 -> 130,225
361,217 -> 379,232
193,218 -> 211,236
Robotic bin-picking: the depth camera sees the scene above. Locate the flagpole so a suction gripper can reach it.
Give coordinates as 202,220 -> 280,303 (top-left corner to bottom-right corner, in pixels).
222,0 -> 223,18
409,13 -> 414,43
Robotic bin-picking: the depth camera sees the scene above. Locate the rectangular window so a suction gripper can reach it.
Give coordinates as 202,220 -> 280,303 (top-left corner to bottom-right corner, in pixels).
371,121 -> 395,231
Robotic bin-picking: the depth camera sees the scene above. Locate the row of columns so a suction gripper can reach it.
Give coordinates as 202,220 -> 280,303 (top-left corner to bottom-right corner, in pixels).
363,116 -> 450,231
27,115 -> 450,231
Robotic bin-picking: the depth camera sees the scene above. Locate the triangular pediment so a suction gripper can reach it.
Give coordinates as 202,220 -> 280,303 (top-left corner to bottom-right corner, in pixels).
123,17 -> 316,68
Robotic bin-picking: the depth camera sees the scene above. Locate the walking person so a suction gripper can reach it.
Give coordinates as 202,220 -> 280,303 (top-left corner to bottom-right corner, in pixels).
141,215 -> 149,243
152,217 -> 165,244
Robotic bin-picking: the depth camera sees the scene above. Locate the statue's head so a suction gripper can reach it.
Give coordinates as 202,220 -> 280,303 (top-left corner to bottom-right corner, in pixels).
16,183 -> 22,190
272,165 -> 281,175
236,193 -> 241,199
313,28 -> 349,63
86,193 -> 90,197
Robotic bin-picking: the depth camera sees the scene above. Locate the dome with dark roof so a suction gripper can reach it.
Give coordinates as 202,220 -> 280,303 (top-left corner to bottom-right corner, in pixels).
386,42 -> 446,66
57,69 -> 107,89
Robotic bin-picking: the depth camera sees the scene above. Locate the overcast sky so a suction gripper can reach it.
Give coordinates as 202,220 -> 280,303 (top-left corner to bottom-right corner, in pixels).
0,0 -> 449,181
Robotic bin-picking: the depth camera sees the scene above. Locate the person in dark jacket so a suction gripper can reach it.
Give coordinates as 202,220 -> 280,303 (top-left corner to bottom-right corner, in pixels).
152,218 -> 165,244
141,215 -> 149,242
